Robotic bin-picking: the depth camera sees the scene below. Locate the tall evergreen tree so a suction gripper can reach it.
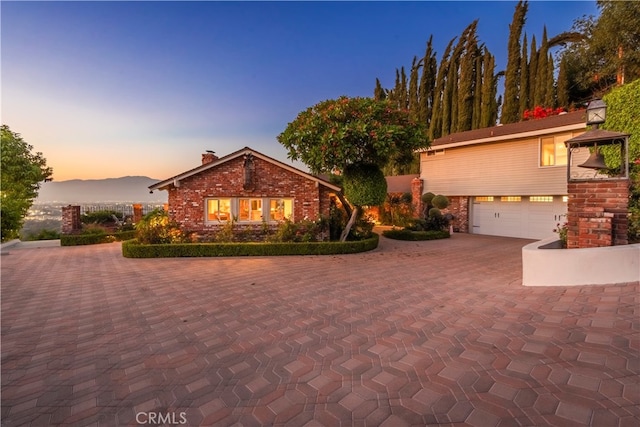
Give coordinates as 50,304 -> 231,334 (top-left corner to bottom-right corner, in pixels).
408,56 -> 421,117
556,57 -> 570,108
501,0 -> 528,124
534,26 -> 549,106
374,78 -> 387,101
473,49 -> 484,130
480,49 -> 498,128
429,38 -> 455,140
544,53 -> 556,107
418,36 -> 437,125
519,33 -> 530,118
528,35 -> 538,106
457,21 -> 479,132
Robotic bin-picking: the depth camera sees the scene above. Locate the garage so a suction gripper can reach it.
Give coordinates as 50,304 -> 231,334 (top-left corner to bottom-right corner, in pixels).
471,196 -> 567,239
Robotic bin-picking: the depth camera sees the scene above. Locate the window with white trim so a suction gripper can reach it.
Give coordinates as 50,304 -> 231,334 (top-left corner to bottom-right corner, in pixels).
206,198 -> 232,222
205,197 -> 293,223
540,135 -> 569,167
269,199 -> 293,221
529,196 -> 553,202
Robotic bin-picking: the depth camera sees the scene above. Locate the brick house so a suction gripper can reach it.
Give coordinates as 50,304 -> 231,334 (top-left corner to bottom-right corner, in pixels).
415,111 -> 591,239
148,147 -> 341,239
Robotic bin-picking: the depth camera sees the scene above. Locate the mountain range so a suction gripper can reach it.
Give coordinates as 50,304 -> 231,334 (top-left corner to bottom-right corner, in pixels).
35,176 -> 168,204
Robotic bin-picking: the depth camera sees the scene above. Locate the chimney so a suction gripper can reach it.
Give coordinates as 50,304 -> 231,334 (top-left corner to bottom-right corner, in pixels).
202,151 -> 218,165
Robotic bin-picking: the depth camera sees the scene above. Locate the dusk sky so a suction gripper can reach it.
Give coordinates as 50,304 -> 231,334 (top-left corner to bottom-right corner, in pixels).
2,1 -> 598,181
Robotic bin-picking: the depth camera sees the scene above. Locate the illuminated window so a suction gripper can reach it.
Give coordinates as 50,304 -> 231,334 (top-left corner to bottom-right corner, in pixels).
540,135 -> 569,166
529,196 -> 553,202
239,198 -> 263,222
562,196 -> 569,202
475,196 -> 494,202
270,199 -> 293,221
501,196 -> 521,202
206,199 -> 231,222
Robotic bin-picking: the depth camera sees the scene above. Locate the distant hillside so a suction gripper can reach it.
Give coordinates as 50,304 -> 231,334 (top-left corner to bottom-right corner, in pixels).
35,176 -> 167,203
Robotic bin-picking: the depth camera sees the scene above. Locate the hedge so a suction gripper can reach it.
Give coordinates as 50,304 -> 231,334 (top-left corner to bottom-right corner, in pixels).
382,229 -> 450,241
122,234 -> 379,258
61,230 -> 136,246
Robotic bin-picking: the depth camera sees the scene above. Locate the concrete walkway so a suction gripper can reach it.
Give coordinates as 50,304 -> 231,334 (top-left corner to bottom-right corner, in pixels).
1,234 -> 638,426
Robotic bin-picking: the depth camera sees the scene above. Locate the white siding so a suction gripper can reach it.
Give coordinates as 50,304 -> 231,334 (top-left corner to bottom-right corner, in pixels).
420,131 -> 588,196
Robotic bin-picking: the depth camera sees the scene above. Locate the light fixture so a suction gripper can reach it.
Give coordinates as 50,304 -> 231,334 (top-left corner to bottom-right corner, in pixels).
586,98 -> 607,127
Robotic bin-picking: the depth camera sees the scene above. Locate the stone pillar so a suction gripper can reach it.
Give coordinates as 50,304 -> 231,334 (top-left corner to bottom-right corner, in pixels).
566,179 -> 629,248
132,204 -> 143,223
61,205 -> 81,234
411,178 -> 424,218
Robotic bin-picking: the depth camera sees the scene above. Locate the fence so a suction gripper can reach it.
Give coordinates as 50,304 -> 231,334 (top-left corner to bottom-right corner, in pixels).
80,203 -> 166,218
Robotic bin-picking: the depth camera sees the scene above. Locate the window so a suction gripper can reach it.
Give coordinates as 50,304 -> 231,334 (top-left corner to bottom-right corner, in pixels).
501,196 -> 521,202
529,196 -> 553,202
239,198 -> 262,222
426,149 -> 445,157
206,197 -> 293,223
475,196 -> 494,202
540,135 -> 569,167
270,199 -> 293,221
206,199 -> 231,222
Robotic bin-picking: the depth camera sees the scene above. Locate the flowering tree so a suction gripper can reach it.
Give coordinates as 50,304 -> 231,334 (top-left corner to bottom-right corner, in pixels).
278,96 -> 428,240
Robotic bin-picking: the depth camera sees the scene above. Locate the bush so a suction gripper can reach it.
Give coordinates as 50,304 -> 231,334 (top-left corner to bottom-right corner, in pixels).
122,234 -> 379,258
431,195 -> 450,209
382,229 -> 450,241
343,163 -> 387,206
269,218 -> 327,242
135,209 -> 184,244
23,228 -> 61,241
61,230 -> 136,246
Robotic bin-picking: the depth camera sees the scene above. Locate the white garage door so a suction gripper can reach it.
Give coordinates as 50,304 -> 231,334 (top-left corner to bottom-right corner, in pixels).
472,196 -> 566,239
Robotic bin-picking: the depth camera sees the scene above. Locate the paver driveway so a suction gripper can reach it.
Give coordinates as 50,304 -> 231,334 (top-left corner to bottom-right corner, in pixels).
1,234 -> 638,426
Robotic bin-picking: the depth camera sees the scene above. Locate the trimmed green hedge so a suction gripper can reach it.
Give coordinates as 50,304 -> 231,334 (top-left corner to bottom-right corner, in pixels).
61,230 -> 136,246
382,229 -> 450,241
122,234 -> 379,258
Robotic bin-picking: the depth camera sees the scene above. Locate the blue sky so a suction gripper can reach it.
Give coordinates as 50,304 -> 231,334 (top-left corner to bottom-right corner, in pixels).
2,1 -> 598,181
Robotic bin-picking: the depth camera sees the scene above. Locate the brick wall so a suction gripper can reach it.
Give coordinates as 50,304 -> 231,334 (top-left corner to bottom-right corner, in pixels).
566,179 -> 629,248
411,178 -> 423,218
61,205 -> 81,234
442,196 -> 469,233
167,155 -> 332,237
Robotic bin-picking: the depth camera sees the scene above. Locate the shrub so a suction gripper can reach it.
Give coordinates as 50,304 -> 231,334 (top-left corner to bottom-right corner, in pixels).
269,218 -> 327,242
23,228 -> 61,241
135,209 -> 184,244
343,163 -> 387,206
421,192 -> 435,206
121,234 -> 379,258
431,195 -> 450,209
61,230 -> 135,246
382,229 -> 450,241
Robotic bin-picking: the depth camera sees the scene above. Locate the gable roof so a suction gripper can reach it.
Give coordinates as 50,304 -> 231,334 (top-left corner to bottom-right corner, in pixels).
149,146 -> 341,192
422,110 -> 586,151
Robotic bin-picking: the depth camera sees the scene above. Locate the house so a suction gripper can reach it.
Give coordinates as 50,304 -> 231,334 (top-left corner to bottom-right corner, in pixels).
148,147 -> 341,239
416,111 -> 590,239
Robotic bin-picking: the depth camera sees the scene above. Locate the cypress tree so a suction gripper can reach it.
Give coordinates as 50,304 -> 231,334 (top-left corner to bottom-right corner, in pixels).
528,36 -> 538,106
400,66 -> 408,109
473,48 -> 483,130
418,36 -> 437,126
519,33 -> 529,118
501,0 -> 528,124
408,56 -> 421,118
481,50 -> 498,128
457,20 -> 479,132
556,57 -> 570,109
429,38 -> 455,140
544,53 -> 556,107
534,26 -> 548,106
374,78 -> 386,101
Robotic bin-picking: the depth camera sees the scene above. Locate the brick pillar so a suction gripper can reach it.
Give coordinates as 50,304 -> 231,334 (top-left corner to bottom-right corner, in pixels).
566,179 -> 629,248
132,204 -> 143,223
61,205 -> 81,234
411,178 -> 424,218
443,196 -> 469,233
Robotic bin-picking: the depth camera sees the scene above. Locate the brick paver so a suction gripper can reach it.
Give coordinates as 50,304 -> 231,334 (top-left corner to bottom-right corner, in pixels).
1,234 -> 638,426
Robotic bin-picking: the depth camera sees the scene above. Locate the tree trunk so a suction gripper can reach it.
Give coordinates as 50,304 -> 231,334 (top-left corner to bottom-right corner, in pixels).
340,205 -> 359,242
